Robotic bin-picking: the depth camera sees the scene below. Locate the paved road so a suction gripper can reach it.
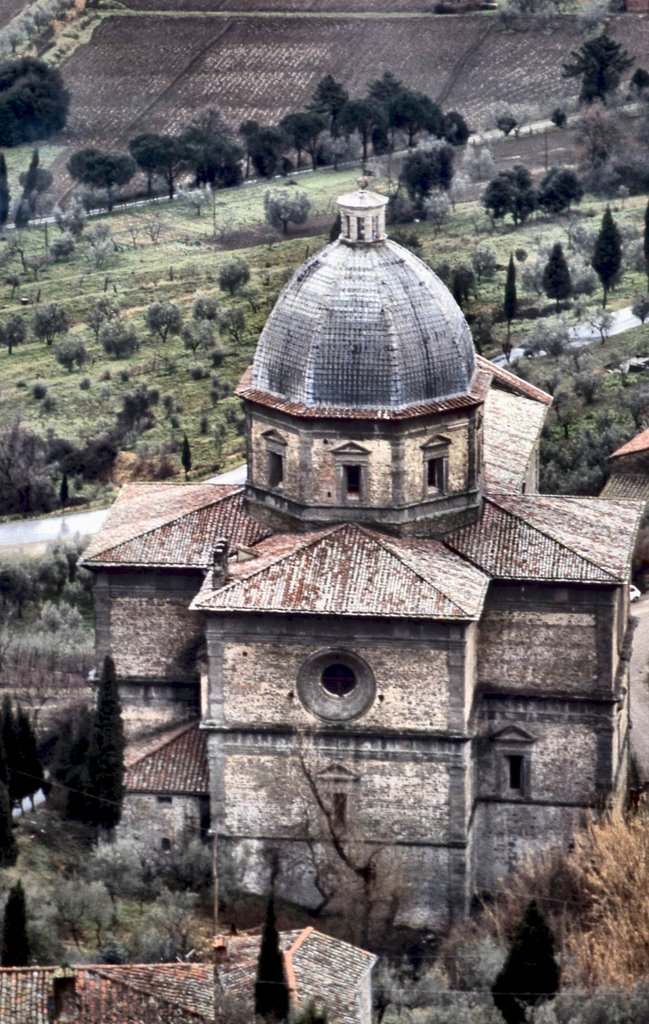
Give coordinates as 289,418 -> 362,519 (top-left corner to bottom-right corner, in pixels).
492,305 -> 643,368
0,465 -> 248,549
630,595 -> 649,781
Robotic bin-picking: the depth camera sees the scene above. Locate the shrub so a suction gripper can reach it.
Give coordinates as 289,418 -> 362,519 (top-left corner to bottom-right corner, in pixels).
79,377 -> 91,391
0,58 -> 69,146
189,364 -> 207,380
100,321 -> 139,359
42,395 -> 57,413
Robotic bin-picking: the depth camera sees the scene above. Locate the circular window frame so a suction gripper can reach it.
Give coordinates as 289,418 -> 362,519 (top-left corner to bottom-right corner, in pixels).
297,649 -> 376,723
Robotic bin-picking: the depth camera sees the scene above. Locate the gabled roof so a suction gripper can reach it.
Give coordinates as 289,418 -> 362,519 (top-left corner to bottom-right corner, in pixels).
82,483 -> 270,568
477,356 -> 552,406
216,927 -> 376,1024
482,387 -> 547,494
601,474 -> 649,501
125,722 -> 208,795
445,494 -> 643,584
610,426 -> 649,459
191,522 -> 489,620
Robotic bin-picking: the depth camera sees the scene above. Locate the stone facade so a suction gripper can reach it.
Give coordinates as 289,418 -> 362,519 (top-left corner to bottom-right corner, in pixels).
84,184 -> 642,934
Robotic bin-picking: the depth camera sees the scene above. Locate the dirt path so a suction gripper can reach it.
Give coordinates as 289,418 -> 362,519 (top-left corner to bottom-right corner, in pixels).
630,595 -> 649,780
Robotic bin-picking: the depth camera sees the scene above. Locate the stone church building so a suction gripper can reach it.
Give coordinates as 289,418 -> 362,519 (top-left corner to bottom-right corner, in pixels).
83,183 -> 642,932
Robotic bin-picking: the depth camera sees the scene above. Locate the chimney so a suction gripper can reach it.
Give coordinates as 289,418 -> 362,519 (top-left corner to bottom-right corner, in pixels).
213,935 -> 228,965
49,970 -> 78,1022
212,539 -> 229,588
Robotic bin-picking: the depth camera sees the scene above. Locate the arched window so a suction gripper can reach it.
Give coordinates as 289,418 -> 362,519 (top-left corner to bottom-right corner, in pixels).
321,663 -> 357,698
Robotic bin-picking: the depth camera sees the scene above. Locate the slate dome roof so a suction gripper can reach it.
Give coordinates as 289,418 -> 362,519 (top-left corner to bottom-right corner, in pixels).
250,229 -> 476,412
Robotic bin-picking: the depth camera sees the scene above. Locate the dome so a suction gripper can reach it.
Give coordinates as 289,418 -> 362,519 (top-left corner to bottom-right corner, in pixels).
251,189 -> 476,412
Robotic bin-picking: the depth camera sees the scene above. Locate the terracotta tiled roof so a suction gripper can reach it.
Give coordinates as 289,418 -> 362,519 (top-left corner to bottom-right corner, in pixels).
191,523 -> 490,620
0,965 -> 212,1023
216,928 -> 376,1024
82,484 -> 270,568
483,387 -> 547,494
0,932 -> 375,1024
477,356 -> 552,406
601,474 -> 649,501
236,364 -> 492,420
446,494 -> 643,583
125,722 -> 208,795
610,426 -> 649,459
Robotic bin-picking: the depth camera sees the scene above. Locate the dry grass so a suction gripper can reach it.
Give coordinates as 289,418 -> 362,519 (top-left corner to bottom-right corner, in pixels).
443,811 -> 649,991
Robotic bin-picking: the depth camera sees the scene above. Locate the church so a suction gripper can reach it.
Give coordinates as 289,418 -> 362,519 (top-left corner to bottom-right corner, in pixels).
82,181 -> 642,934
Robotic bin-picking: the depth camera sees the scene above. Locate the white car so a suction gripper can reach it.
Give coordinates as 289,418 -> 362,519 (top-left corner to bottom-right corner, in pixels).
630,585 -> 641,602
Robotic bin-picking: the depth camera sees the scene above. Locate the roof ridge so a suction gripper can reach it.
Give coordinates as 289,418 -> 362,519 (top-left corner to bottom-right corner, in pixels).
487,494 -> 619,581
125,721 -> 199,772
213,524 -> 348,595
84,967 -> 208,1021
89,485 -> 242,562
478,355 -> 552,406
361,528 -> 472,617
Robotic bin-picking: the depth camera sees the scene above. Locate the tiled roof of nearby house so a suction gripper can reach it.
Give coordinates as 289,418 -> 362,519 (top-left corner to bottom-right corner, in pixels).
601,474 -> 649,501
446,494 -> 643,583
477,356 -> 552,406
125,722 -> 208,795
236,364 -> 492,420
610,426 -> 649,459
191,523 -> 490,620
216,927 -> 376,1024
483,387 -> 547,493
82,484 -> 270,568
0,930 -> 376,1024
0,965 -> 212,1023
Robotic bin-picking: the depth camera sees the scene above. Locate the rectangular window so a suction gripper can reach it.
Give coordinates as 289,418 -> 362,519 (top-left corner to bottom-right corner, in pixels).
344,464 -> 361,497
333,792 -> 347,829
268,450 -> 284,489
507,755 -> 523,791
357,217 -> 365,241
161,837 -> 171,852
344,214 -> 351,238
157,795 -> 173,805
427,457 -> 444,491
371,216 -> 379,240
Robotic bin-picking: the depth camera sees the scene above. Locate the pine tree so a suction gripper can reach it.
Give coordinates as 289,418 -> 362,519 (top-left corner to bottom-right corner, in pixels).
492,900 -> 560,1024
2,881 -> 30,966
87,655 -> 125,829
181,435 -> 192,480
0,153 -> 9,229
0,781 -> 17,868
542,242 -> 572,309
255,897 -> 290,1022
592,206 -> 622,307
503,253 -> 517,342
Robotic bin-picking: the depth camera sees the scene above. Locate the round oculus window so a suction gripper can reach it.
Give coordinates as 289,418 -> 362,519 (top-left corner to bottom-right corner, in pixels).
321,663 -> 357,698
297,650 -> 375,722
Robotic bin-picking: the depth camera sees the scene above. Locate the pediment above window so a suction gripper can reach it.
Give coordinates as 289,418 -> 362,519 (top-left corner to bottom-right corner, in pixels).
262,429 -> 287,446
421,433 -> 451,451
490,725 -> 536,745
315,762 -> 361,784
331,441 -> 370,457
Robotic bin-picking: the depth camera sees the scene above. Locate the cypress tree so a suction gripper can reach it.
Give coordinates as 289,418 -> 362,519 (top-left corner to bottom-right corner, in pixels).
644,198 -> 649,290
492,900 -> 560,1024
638,197 -> 642,290
181,435 -> 192,480
2,881 -> 30,967
87,655 -> 125,829
0,781 -> 17,868
504,253 -> 517,342
255,897 -> 290,1022
592,206 -> 622,307
14,707 -> 43,805
0,153 -> 9,229
59,472 -> 69,508
542,242 -> 572,309
1,698 -> 19,805
59,708 -> 94,822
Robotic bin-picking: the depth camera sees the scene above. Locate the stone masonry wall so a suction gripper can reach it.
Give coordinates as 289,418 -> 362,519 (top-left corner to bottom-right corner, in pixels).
118,792 -> 204,851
